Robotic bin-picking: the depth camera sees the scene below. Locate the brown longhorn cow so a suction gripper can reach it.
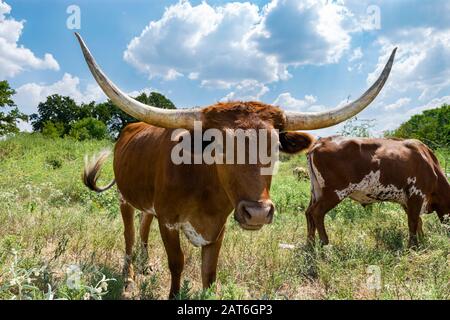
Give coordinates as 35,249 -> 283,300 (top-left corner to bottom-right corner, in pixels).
75,33 -> 396,298
306,136 -> 450,247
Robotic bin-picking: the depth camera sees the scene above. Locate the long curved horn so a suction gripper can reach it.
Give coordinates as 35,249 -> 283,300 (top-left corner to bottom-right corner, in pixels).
75,33 -> 201,130
284,48 -> 397,131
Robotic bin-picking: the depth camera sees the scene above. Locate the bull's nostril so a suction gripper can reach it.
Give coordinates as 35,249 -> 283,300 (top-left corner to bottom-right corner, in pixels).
243,207 -> 252,220
268,205 -> 275,217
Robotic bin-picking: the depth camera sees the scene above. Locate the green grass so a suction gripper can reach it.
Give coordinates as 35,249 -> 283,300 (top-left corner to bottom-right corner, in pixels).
0,133 -> 448,300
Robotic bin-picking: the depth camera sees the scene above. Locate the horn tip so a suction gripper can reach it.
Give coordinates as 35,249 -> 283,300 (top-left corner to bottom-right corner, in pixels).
391,47 -> 398,58
74,32 -> 84,46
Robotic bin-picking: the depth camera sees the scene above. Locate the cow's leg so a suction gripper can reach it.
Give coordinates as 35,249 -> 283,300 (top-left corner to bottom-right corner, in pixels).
417,216 -> 424,240
406,198 -> 423,248
201,226 -> 225,290
309,193 -> 340,245
305,198 -> 317,244
120,200 -> 136,289
159,223 -> 184,299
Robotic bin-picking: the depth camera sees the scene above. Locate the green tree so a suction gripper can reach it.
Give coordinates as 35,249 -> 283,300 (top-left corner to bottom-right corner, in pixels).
69,117 -> 107,141
0,80 -> 28,136
30,91 -> 176,139
42,121 -> 65,139
387,104 -> 450,148
136,92 -> 176,110
94,92 -> 176,138
30,95 -> 80,135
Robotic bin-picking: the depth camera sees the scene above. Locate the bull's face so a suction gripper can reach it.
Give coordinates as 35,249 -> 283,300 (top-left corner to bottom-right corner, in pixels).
203,106 -> 315,230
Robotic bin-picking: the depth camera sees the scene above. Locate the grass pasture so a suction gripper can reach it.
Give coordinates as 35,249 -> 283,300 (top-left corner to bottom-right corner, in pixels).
0,133 -> 448,300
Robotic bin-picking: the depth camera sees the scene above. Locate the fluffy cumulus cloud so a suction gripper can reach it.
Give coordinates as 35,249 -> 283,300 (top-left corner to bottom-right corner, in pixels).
252,0 -> 352,66
14,73 -> 105,115
0,0 -> 59,78
124,0 -> 353,92
221,80 -> 269,102
273,92 -> 327,112
124,1 -> 286,87
368,28 -> 450,101
383,97 -> 411,111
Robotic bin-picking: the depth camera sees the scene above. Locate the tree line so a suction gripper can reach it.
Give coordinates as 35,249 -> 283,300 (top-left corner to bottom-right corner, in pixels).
0,80 -> 175,140
1,79 -> 450,147
385,104 -> 450,149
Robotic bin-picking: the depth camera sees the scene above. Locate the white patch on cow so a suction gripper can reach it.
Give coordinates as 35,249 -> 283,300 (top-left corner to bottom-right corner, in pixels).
335,170 -> 407,205
165,222 -> 210,247
307,153 -> 323,201
407,177 -> 428,214
309,153 -> 325,188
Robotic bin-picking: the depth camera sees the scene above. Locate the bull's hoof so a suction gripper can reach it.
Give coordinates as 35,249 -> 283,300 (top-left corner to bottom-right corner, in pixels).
408,237 -> 420,249
122,278 -> 137,299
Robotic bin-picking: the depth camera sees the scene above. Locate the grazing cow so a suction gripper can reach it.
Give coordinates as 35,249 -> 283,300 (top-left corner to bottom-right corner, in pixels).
75,32 -> 395,298
293,166 -> 309,181
306,136 -> 450,247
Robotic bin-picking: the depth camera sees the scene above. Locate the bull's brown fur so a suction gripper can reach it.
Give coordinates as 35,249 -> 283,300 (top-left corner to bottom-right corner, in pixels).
305,136 -> 450,247
201,101 -> 287,129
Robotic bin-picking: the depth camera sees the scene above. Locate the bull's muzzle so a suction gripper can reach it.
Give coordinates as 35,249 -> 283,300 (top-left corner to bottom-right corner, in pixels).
235,200 -> 275,230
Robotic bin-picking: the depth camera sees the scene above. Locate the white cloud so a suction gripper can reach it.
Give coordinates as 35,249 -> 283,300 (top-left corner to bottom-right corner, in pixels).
126,87 -> 157,98
124,1 -> 286,88
14,73 -> 105,116
349,47 -> 363,62
124,0 -> 353,90
188,72 -> 199,80
221,80 -> 269,102
252,0 -> 352,66
383,97 -> 411,111
367,28 -> 450,101
273,92 -> 326,112
0,0 -> 59,78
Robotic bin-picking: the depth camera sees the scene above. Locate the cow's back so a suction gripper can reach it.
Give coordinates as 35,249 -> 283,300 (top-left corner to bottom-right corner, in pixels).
307,136 -> 439,206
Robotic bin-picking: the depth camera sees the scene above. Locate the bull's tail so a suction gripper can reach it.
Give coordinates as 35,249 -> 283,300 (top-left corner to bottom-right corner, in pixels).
83,149 -> 116,193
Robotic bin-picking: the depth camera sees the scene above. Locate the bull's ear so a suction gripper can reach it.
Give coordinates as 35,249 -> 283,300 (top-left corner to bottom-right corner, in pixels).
279,132 -> 315,154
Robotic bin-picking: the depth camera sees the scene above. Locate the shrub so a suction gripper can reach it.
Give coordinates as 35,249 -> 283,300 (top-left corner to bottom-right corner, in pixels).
68,117 -> 107,141
42,121 -> 65,139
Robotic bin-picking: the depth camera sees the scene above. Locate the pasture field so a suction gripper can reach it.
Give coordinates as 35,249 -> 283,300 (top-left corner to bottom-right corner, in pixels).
0,133 -> 448,300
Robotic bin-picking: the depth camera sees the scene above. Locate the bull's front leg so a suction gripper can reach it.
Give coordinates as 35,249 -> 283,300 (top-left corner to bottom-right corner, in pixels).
201,226 -> 225,290
159,222 -> 184,299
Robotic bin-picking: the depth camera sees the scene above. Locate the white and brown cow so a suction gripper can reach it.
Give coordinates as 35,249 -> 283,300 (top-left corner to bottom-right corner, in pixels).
306,136 -> 450,247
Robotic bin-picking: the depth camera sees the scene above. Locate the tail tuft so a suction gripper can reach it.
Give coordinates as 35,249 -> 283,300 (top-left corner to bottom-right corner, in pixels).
83,149 -> 116,193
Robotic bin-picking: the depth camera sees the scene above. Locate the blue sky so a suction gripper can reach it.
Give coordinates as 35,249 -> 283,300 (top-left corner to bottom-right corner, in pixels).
2,0 -> 450,135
